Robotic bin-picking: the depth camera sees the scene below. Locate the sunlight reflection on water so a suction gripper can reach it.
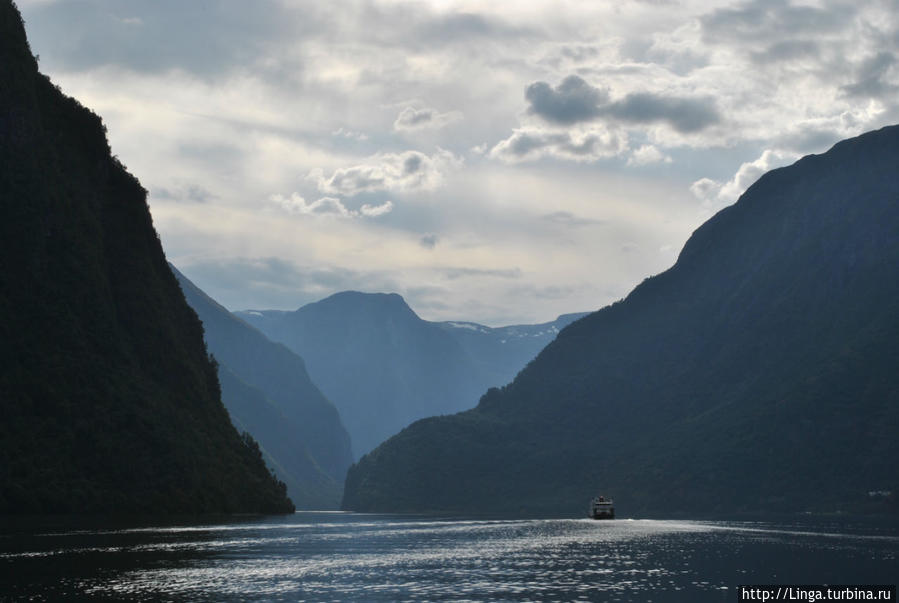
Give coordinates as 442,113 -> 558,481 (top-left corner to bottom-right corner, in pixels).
2,514 -> 897,601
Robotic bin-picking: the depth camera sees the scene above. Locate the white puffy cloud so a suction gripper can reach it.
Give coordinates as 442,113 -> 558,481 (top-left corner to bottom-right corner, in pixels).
488,126 -> 627,163
360,200 -> 395,217
332,127 -> 369,141
690,149 -> 798,213
270,193 -> 393,219
308,149 -> 462,196
627,144 -> 672,166
393,106 -> 463,131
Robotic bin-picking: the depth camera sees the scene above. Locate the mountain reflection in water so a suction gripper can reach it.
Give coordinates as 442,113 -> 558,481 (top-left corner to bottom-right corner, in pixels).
2,512 -> 897,601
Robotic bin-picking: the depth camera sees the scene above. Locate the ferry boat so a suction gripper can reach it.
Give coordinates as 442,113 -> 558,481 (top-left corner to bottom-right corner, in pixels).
590,496 -> 615,519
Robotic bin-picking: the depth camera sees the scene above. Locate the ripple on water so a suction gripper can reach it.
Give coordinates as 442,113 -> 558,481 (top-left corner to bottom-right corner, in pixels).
4,516 -> 898,601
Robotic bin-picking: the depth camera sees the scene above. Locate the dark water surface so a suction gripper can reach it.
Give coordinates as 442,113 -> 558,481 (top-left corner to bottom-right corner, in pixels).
1,512 -> 897,601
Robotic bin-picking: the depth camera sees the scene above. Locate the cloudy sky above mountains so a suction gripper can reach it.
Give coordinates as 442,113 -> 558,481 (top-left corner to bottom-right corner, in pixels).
18,0 -> 899,324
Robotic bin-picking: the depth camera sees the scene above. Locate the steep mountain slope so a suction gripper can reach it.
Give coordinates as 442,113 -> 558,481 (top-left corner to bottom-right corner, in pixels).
435,313 -> 590,388
239,292 -> 488,458
343,125 -> 899,517
172,266 -> 353,508
0,1 -> 292,514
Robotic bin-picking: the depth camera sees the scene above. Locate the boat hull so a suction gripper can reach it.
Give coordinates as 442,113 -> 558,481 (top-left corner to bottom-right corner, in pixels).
589,497 -> 615,519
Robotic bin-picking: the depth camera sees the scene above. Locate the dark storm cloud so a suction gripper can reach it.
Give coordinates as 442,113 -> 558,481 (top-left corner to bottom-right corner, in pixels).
842,52 -> 898,98
697,0 -> 899,105
415,11 -> 537,46
423,12 -> 501,40
525,75 -> 608,124
700,0 -> 855,44
404,154 -> 423,174
749,40 -> 820,64
606,93 -> 721,133
525,75 -> 720,133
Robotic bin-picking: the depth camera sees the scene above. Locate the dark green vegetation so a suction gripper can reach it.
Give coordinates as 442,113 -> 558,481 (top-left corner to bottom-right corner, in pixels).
0,1 -> 292,514
240,292 -> 488,458
344,125 -> 899,516
172,266 -> 352,508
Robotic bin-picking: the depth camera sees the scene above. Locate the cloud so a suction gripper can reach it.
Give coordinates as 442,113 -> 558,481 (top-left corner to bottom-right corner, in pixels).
23,0 -> 899,326
842,51 -> 898,99
420,233 -> 439,249
524,75 -> 720,133
627,144 -> 672,166
690,148 -> 798,213
151,183 -> 216,203
605,92 -> 720,133
415,11 -> 537,47
393,106 -> 463,131
488,127 -> 627,163
700,0 -> 855,45
542,211 -> 603,227
308,149 -> 462,196
525,75 -> 608,125
749,39 -> 820,64
443,267 -> 522,280
359,200 -> 395,217
271,194 -> 353,217
175,257 -> 403,312
19,0 -> 302,78
332,127 -> 369,141
774,123 -> 841,154
270,193 -> 393,218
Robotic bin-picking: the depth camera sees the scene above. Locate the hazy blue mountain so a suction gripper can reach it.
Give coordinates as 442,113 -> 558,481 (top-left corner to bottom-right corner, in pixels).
0,1 -> 291,514
239,299 -> 588,459
435,313 -> 590,387
172,265 -> 353,509
239,292 -> 490,458
343,125 -> 899,517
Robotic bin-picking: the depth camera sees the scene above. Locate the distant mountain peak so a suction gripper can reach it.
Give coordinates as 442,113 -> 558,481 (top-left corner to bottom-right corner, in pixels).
301,290 -> 418,321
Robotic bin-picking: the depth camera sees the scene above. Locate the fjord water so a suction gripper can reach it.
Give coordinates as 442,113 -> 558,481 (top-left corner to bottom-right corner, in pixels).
2,513 -> 896,601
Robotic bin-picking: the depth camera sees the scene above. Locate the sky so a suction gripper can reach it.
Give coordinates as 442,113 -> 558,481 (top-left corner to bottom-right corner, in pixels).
17,0 -> 899,325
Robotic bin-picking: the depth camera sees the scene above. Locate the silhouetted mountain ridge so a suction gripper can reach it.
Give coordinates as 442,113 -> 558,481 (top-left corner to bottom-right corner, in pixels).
343,125 -> 899,516
0,0 -> 292,514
